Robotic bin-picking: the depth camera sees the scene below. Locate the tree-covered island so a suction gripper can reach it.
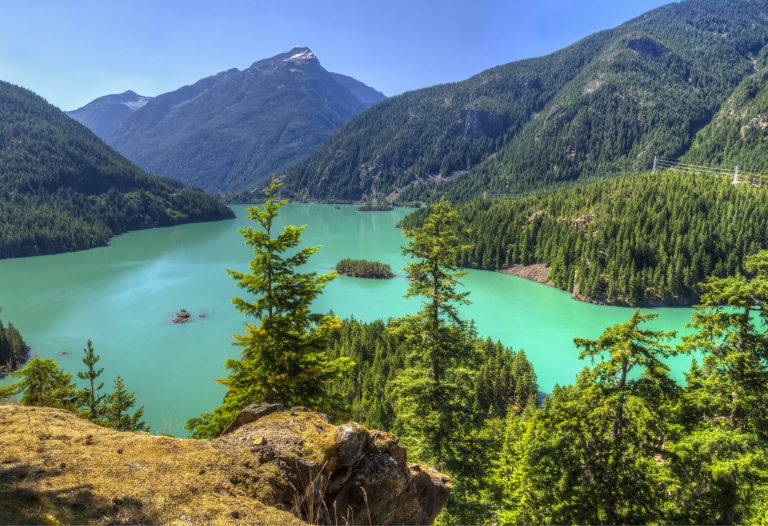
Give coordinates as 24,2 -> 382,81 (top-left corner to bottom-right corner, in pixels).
336,258 -> 395,279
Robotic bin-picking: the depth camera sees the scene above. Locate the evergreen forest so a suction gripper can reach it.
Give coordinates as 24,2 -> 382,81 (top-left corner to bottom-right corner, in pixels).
0,316 -> 28,374
279,0 -> 768,204
0,80 -> 233,259
401,170 -> 768,305
184,194 -> 768,524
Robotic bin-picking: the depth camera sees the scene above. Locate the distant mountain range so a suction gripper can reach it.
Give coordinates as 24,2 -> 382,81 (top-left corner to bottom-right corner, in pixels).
67,90 -> 153,138
277,0 -> 768,202
0,80 -> 233,259
68,47 -> 385,194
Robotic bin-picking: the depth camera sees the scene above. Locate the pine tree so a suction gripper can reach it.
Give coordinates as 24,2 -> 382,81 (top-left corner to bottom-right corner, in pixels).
187,180 -> 353,438
77,339 -> 105,421
671,249 -> 768,523
573,310 -> 678,524
0,358 -> 78,409
102,376 -> 148,432
392,197 -> 477,464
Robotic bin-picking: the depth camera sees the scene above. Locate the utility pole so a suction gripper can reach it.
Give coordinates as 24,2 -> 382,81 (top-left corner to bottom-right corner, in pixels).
733,166 -> 740,184
652,155 -> 657,173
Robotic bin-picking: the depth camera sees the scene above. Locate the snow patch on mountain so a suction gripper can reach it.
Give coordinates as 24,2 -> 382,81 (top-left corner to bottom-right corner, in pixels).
285,50 -> 315,62
122,99 -> 150,110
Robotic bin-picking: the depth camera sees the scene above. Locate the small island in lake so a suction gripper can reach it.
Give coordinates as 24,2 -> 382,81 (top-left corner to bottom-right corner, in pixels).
356,194 -> 393,211
172,309 -> 192,324
357,202 -> 394,211
336,258 -> 395,279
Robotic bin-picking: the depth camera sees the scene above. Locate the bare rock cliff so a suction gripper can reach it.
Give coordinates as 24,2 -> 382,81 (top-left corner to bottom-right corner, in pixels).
0,403 -> 449,525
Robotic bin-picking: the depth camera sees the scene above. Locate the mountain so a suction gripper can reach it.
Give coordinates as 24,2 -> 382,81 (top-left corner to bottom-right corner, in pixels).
0,80 -> 234,259
683,44 -> 768,170
66,90 -> 153,139
88,47 -> 384,194
329,72 -> 386,106
278,0 -> 768,201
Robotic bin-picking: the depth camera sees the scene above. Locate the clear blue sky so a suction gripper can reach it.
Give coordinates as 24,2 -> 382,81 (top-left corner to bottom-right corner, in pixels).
0,0 -> 673,110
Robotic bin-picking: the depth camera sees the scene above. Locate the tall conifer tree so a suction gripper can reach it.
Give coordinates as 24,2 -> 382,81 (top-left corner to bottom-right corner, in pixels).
187,180 -> 353,438
392,197 -> 478,467
77,339 -> 105,421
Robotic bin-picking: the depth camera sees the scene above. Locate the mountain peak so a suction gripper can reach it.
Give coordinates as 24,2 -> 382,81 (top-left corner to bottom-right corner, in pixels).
246,47 -> 319,71
284,46 -> 315,62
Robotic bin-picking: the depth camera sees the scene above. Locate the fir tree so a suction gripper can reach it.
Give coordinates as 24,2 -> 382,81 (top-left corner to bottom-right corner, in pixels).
391,198 -> 477,465
492,312 -> 678,524
77,339 -> 105,421
0,358 -> 78,409
671,249 -> 768,523
390,197 -> 489,523
187,180 -> 354,438
574,310 -> 678,524
103,376 -> 149,432
680,250 -> 768,434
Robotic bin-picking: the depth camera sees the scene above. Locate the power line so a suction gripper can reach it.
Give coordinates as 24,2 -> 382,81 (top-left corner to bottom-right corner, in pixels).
652,156 -> 768,185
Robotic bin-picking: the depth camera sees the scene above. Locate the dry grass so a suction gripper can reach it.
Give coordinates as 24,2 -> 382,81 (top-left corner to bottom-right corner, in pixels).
0,404 -> 304,525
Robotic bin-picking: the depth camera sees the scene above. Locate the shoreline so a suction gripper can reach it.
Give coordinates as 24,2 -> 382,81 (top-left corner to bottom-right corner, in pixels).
0,212 -> 235,262
495,264 -> 696,308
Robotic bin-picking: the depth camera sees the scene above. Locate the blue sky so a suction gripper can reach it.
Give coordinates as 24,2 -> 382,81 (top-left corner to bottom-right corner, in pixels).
0,0 -> 672,110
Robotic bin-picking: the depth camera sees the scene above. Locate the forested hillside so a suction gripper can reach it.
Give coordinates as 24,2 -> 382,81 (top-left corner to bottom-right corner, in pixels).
280,0 -> 768,202
279,33 -> 610,200
0,81 -> 233,259
683,44 -> 768,170
401,170 -> 768,305
0,318 -> 28,374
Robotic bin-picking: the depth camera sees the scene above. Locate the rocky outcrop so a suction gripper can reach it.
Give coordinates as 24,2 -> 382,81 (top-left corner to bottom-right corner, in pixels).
460,109 -> 509,140
0,404 -> 449,525
172,309 -> 192,324
223,404 -> 449,525
500,263 -> 553,286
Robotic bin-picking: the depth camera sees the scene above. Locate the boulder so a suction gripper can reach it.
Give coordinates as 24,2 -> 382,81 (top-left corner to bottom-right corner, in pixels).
221,404 -> 451,525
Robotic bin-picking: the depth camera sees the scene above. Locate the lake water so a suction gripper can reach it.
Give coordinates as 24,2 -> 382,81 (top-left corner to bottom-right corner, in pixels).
0,204 -> 695,435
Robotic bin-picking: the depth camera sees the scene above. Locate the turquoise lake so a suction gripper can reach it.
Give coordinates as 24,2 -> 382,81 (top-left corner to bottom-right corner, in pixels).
0,204 -> 695,435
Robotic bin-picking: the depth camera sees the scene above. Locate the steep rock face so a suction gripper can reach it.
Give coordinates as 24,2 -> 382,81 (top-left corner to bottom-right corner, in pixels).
0,404 -> 449,525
